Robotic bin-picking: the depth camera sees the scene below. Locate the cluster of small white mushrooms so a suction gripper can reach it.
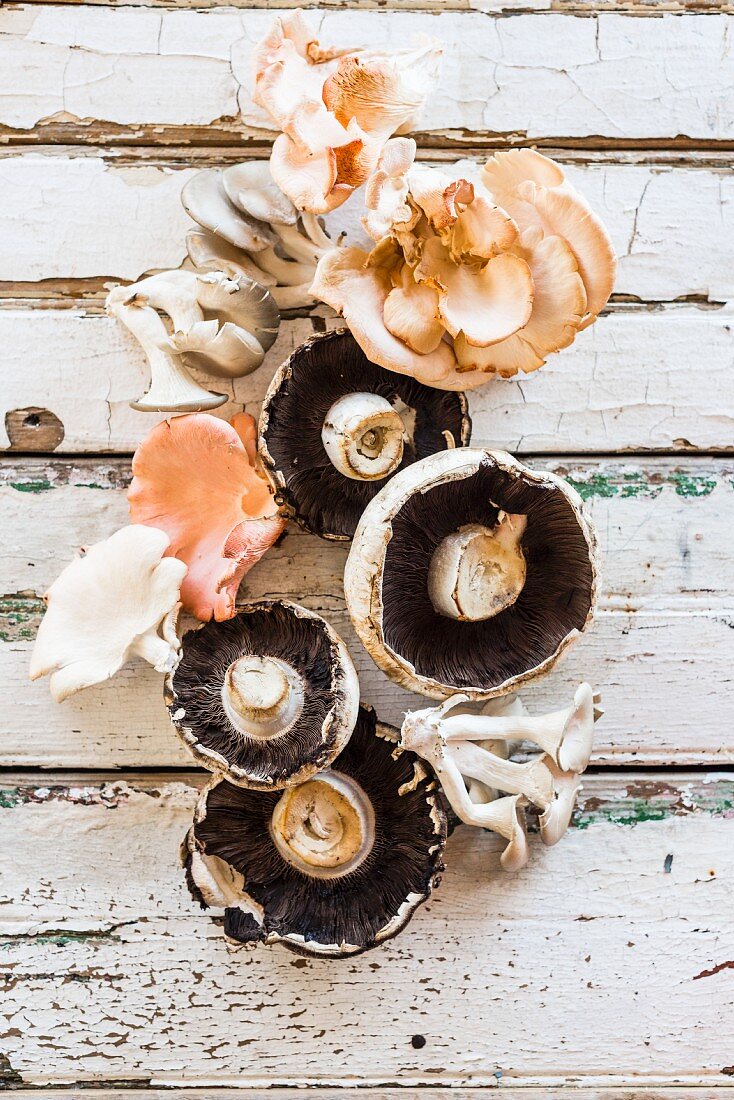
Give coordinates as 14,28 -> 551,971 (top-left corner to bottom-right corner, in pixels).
29,8 -> 617,957
401,685 -> 603,870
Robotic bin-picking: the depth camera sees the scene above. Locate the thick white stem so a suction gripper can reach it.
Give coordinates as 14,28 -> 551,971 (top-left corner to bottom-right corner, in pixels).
222,655 -> 304,739
106,292 -> 225,412
322,393 -> 405,481
451,741 -> 554,810
439,682 -> 596,774
427,512 -> 527,621
274,223 -> 324,266
270,772 -> 375,878
256,247 -> 316,286
300,213 -> 333,251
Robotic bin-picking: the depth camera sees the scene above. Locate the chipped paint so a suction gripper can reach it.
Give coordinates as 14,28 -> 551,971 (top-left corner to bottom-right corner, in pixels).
0,594 -> 43,642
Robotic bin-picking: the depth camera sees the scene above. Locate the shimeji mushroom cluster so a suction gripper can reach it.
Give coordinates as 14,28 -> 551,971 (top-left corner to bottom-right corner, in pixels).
29,10 -> 615,958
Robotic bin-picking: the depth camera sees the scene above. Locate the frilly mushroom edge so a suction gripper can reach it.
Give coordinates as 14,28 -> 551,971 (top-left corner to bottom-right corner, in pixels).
29,525 -> 186,702
344,447 -> 600,699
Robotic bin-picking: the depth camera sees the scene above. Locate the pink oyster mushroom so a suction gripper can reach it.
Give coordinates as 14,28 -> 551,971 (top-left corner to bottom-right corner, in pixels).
128,413 -> 286,622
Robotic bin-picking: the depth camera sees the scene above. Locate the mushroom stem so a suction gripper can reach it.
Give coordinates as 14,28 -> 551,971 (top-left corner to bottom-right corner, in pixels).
322,392 -> 406,481
300,213 -> 332,251
273,223 -> 325,266
256,247 -> 318,287
427,511 -> 527,621
270,771 -> 376,878
222,655 -> 304,738
439,683 -> 598,773
106,290 -> 226,413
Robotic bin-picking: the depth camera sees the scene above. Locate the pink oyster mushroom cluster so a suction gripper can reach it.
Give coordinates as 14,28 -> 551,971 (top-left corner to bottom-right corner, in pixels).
252,10 -> 441,215
128,413 -> 286,623
312,139 -> 617,390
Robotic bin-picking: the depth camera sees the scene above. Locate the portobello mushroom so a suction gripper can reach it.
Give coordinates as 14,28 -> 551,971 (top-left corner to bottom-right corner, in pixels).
259,328 -> 471,540
166,601 -> 359,789
183,705 -> 447,958
345,448 -> 599,699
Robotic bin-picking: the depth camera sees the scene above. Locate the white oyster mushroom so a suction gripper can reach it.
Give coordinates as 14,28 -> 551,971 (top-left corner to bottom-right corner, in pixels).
183,162 -> 334,310
106,269 -> 279,409
29,526 -> 187,703
400,684 -> 602,869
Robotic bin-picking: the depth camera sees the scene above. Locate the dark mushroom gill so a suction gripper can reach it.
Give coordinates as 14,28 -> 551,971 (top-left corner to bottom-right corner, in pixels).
262,329 -> 469,538
169,603 -> 346,786
195,707 -> 446,955
381,455 -> 595,691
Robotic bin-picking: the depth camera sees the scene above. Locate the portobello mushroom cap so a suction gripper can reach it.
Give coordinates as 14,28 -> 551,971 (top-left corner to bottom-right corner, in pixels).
259,328 -> 471,541
345,448 -> 600,699
166,601 -> 359,789
184,705 -> 447,958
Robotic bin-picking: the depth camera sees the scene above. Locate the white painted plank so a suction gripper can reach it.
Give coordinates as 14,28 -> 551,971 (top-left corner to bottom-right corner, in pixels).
1,152 -> 733,302
2,459 -> 733,766
2,9 -> 733,140
1,306 -> 733,454
21,1092 -> 734,1100
1,773 -> 732,1086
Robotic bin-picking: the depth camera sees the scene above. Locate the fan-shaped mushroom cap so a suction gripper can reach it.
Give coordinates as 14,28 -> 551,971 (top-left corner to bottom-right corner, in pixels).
128,413 -> 286,623
222,161 -> 298,226
252,10 -> 441,214
259,329 -> 470,541
311,247 -> 458,386
481,149 -> 616,329
29,526 -> 186,703
345,448 -> 599,699
183,704 -> 447,957
454,229 -> 586,377
166,601 -> 359,789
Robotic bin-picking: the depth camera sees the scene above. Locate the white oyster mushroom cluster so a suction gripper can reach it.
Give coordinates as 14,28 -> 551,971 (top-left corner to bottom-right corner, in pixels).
400,683 -> 603,871
182,161 -> 333,310
106,268 -> 279,412
29,526 -> 187,703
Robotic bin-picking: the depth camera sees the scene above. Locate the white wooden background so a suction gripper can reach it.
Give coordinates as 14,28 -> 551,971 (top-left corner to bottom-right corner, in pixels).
1,2 -> 733,1096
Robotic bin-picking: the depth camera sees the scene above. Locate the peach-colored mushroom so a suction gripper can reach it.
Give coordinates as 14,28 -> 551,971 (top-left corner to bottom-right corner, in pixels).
312,139 -> 615,390
128,413 -> 286,622
252,10 -> 441,214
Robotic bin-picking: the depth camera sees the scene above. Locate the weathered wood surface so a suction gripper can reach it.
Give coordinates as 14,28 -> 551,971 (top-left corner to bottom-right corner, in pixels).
1,772 -> 732,1086
19,1093 -> 734,1100
2,9 -> 733,143
2,306 -> 732,454
2,152 -> 731,301
3,457 -> 733,767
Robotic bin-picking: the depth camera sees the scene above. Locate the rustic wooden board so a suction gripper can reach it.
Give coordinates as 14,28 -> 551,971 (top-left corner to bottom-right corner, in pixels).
19,1092 -> 734,1100
2,151 -> 733,302
3,457 -> 732,767
2,9 -> 733,143
2,305 -> 732,454
1,772 -> 732,1087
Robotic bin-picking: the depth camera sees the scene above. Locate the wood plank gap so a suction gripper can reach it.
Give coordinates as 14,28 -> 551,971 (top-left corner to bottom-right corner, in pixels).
3,126 -> 734,153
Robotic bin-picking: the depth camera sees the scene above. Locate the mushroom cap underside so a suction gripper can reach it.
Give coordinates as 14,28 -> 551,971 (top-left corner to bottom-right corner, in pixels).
166,600 -> 359,789
259,328 -> 471,540
345,448 -> 599,699
187,705 -> 447,958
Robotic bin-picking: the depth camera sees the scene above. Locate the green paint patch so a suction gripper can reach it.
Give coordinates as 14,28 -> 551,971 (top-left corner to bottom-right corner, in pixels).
575,785 -> 734,830
671,473 -> 717,498
0,788 -> 22,809
9,478 -> 54,493
567,473 -> 620,500
0,594 -> 44,642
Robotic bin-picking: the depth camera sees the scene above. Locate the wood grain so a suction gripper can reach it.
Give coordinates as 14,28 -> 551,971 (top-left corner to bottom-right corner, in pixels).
2,305 -> 732,454
3,457 -> 733,767
1,772 -> 732,1087
2,9 -> 733,143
